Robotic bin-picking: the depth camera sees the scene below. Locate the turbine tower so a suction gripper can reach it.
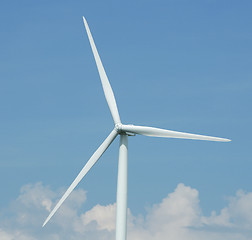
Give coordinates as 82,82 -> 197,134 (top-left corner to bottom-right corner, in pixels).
43,17 -> 231,240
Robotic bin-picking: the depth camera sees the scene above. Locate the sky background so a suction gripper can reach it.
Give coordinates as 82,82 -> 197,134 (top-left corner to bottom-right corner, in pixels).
0,0 -> 252,239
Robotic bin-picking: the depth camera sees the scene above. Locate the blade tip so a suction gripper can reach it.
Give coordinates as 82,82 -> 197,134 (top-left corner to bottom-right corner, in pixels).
219,138 -> 231,142
42,216 -> 50,227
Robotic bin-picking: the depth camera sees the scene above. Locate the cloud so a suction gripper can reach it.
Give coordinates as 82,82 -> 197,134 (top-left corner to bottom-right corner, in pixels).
202,189 -> 252,229
81,203 -> 116,231
127,184 -> 252,240
0,182 -> 252,240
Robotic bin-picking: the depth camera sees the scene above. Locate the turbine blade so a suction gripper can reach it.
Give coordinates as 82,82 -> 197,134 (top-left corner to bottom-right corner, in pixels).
121,125 -> 231,142
83,17 -> 121,124
42,129 -> 118,227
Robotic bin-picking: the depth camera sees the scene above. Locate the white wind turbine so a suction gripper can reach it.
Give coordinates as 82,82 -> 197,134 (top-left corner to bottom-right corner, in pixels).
43,17 -> 231,240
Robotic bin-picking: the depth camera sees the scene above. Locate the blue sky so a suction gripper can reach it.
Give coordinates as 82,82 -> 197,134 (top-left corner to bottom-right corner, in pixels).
0,0 -> 252,239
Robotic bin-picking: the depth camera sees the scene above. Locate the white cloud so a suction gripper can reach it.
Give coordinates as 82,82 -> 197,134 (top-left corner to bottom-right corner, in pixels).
81,203 -> 116,231
0,182 -> 252,240
202,189 -> 252,229
0,228 -> 36,240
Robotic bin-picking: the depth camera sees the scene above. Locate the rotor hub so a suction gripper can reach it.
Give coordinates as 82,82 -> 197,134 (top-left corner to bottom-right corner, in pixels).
115,123 -> 123,133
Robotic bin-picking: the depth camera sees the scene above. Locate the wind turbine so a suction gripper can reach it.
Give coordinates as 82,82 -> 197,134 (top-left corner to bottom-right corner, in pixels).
43,17 -> 231,240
